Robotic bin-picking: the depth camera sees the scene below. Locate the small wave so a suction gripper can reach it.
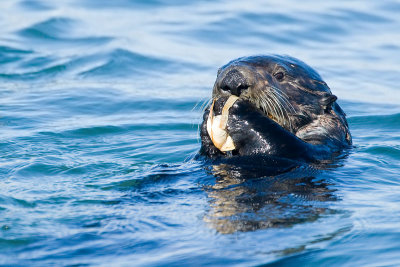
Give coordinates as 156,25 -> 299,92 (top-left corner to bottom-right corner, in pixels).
332,8 -> 392,24
0,195 -> 36,208
349,113 -> 400,130
0,64 -> 67,81
0,53 -> 112,81
18,17 -> 78,40
99,162 -> 201,191
19,0 -> 54,11
0,45 -> 33,65
78,0 -> 195,9
361,145 -> 400,161
17,17 -> 112,45
15,162 -> 71,177
79,48 -> 182,79
62,125 -> 126,137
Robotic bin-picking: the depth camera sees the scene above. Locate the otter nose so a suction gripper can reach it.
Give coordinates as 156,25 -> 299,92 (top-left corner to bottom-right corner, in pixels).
220,69 -> 249,96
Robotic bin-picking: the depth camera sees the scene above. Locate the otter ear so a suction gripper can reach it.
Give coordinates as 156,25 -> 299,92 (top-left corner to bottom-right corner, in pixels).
320,94 -> 337,111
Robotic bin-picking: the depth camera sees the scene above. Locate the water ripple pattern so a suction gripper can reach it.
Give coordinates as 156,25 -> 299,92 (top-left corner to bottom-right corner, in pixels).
1,0 -> 400,266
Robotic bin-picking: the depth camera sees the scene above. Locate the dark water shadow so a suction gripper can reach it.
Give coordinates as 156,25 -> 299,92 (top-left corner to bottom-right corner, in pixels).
201,155 -> 347,234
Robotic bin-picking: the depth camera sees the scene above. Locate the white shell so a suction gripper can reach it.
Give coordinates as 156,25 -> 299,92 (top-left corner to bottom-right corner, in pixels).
206,96 -> 239,152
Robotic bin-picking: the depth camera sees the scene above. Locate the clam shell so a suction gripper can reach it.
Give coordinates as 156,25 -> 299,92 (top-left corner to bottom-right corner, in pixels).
206,95 -> 239,152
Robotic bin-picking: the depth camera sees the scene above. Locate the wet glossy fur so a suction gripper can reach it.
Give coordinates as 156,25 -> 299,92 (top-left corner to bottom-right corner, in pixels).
200,55 -> 351,161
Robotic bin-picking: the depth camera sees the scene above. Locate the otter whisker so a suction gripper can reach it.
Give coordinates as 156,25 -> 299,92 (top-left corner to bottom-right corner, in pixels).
257,91 -> 271,115
270,85 -> 295,113
272,86 -> 296,114
273,90 -> 294,130
270,90 -> 286,123
264,90 -> 284,122
259,90 -> 283,126
269,85 -> 296,131
262,92 -> 280,123
195,97 -> 214,142
255,87 -> 294,132
193,97 -> 209,112
200,97 -> 213,114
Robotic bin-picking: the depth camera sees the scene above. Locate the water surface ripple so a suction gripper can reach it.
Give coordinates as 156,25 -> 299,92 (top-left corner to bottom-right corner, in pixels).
1,0 -> 400,266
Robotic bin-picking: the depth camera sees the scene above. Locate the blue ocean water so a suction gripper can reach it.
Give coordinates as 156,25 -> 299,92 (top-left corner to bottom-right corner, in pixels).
1,0 -> 400,266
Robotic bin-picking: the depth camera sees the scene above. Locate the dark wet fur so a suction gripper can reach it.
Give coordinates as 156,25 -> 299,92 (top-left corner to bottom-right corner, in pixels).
199,55 -> 351,162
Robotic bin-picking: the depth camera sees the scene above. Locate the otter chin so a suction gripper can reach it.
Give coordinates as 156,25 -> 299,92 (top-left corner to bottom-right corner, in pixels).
199,55 -> 352,161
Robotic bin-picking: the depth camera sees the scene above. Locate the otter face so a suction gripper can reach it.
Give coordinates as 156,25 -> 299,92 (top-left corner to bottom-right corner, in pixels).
212,55 -> 339,134
200,55 -> 351,159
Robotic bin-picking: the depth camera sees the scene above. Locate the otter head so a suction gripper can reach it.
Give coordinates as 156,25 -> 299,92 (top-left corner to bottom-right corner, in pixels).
213,55 -> 344,134
200,55 -> 351,159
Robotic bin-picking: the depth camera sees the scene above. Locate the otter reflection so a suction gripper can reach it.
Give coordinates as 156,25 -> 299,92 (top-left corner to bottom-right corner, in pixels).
203,158 -> 338,234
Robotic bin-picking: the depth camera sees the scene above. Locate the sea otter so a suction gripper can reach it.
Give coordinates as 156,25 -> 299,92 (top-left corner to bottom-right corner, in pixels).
199,55 -> 351,162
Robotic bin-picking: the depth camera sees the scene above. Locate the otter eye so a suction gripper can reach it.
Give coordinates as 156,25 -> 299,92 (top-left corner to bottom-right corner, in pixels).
274,71 -> 285,81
